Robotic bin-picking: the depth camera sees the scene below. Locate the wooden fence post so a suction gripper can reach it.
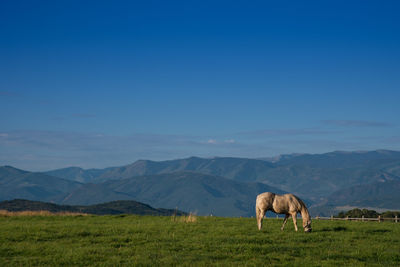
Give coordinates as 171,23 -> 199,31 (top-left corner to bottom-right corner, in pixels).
395,216 -> 398,223
362,215 -> 364,222
330,215 -> 333,221
378,215 -> 381,223
346,216 -> 349,221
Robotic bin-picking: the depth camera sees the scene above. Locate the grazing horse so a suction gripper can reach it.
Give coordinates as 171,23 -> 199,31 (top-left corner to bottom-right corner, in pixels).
256,192 -> 312,232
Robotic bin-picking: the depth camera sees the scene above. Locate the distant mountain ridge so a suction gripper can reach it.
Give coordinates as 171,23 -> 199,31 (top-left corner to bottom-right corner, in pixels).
1,165 -> 284,216
0,166 -> 82,203
3,150 -> 400,216
60,171 -> 285,216
0,199 -> 187,216
45,157 -> 276,183
45,167 -> 112,183
94,157 -> 276,183
310,179 -> 400,215
45,150 -> 400,200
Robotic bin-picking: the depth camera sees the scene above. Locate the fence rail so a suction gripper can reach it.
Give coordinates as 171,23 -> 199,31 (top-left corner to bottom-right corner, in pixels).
268,215 -> 399,222
314,215 -> 398,222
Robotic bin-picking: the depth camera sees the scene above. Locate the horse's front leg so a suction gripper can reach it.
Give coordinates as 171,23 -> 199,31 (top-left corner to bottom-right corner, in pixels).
281,214 -> 289,231
291,213 -> 298,231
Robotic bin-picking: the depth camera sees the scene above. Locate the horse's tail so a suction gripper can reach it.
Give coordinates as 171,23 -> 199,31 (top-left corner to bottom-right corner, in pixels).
256,202 -> 260,220
255,196 -> 265,230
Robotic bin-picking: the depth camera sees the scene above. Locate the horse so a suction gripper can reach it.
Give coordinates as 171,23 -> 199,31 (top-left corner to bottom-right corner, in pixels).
256,192 -> 312,232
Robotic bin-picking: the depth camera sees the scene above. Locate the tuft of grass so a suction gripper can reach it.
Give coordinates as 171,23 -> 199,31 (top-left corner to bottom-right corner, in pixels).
0,210 -> 87,217
171,212 -> 197,223
181,213 -> 197,223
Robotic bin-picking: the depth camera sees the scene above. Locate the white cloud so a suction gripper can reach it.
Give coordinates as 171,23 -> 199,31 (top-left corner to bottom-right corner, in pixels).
207,139 -> 217,144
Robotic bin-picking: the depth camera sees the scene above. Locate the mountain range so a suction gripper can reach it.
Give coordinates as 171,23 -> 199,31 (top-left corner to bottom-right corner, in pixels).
0,199 -> 187,216
2,150 -> 400,216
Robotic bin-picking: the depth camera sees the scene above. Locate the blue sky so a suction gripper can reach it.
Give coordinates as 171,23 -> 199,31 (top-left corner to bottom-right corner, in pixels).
1,1 -> 400,170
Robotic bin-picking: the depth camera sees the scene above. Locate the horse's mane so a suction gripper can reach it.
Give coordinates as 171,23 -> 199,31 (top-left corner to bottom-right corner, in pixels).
295,196 -> 311,221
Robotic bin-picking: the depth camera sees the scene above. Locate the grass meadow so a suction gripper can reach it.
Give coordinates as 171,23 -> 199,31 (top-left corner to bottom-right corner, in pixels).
0,213 -> 399,266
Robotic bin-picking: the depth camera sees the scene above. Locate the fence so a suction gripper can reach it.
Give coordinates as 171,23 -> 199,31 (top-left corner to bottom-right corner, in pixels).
269,215 -> 399,222
314,215 -> 398,223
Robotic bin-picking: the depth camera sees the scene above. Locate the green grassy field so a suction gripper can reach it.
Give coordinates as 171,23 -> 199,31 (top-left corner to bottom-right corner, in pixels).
1,214 -> 399,266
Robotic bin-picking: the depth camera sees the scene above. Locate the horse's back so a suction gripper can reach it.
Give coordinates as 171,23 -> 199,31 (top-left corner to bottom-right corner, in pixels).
256,192 -> 275,210
257,192 -> 303,214
256,192 -> 275,202
282,193 -> 303,212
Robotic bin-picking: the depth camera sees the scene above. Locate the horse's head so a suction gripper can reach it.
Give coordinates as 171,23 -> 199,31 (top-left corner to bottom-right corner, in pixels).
303,220 -> 312,233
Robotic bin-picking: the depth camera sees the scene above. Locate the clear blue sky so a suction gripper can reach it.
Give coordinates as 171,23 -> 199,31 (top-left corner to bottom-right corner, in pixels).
1,0 -> 400,170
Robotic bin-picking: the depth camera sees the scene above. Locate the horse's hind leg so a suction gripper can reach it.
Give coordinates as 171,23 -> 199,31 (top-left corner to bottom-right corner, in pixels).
281,214 -> 289,231
291,213 -> 298,231
257,208 -> 266,230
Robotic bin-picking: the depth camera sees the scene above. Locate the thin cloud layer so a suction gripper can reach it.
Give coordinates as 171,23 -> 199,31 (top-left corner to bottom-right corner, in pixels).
322,120 -> 393,128
240,128 -> 339,136
1,124 -> 399,171
0,130 -> 241,170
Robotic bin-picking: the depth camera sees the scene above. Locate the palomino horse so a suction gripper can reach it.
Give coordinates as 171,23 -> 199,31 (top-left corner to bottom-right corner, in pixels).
256,192 -> 312,232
